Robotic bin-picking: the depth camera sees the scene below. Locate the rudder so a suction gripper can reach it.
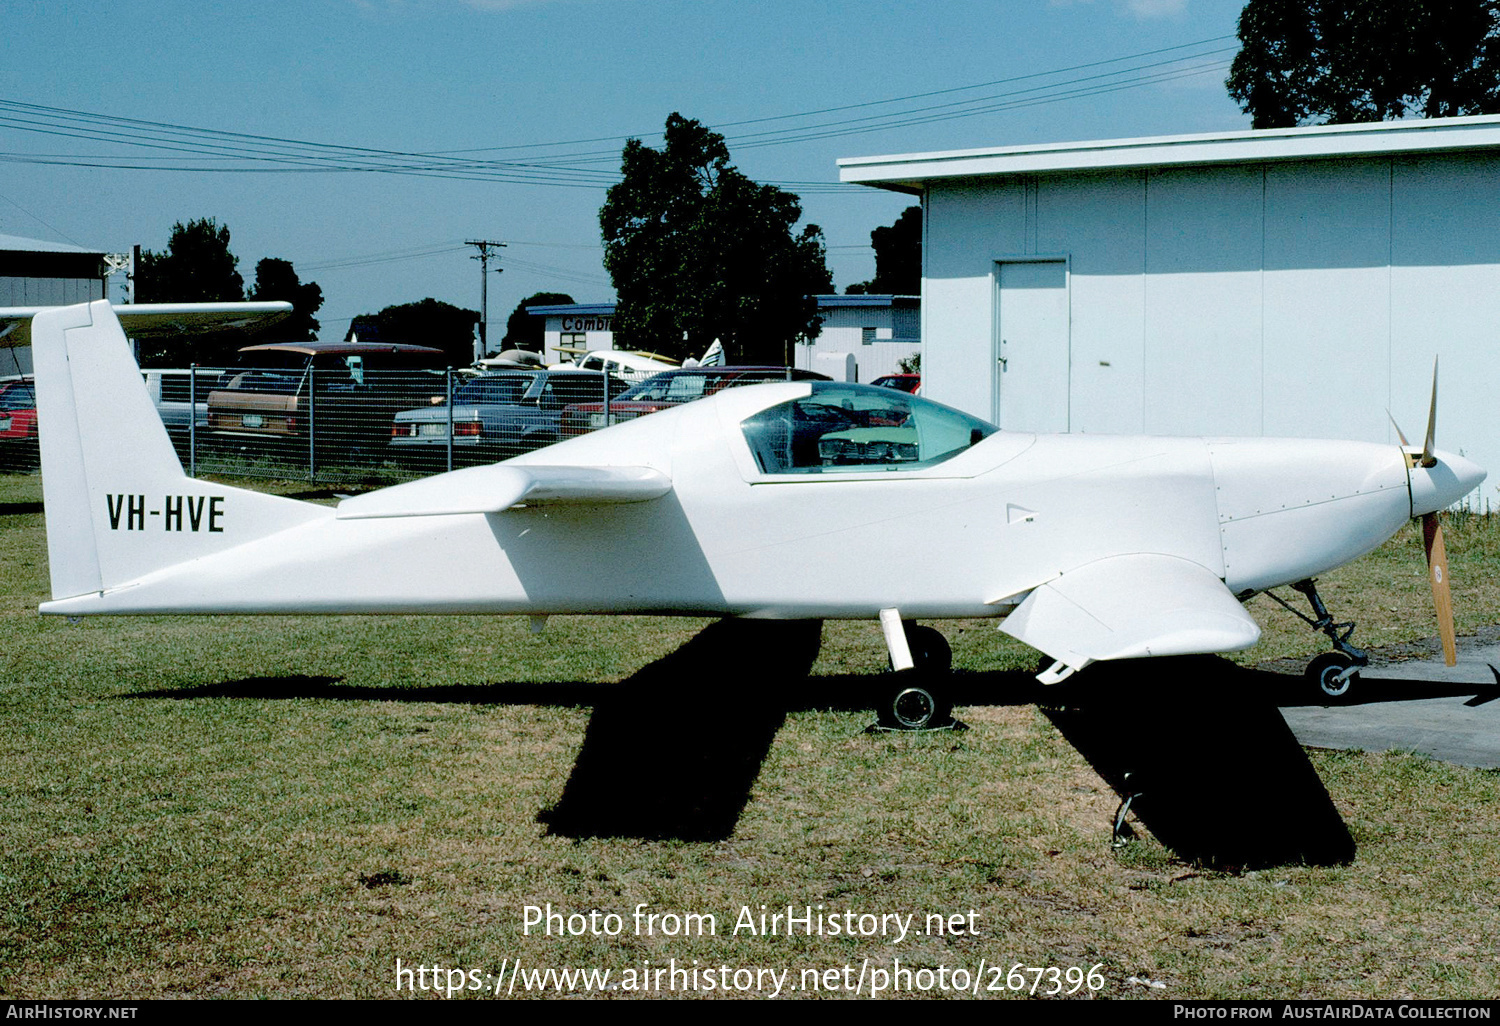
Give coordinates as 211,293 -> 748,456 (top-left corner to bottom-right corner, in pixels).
32,300 -> 328,602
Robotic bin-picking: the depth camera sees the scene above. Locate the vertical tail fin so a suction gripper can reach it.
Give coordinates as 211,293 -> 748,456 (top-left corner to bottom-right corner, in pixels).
32,301 -> 328,602
32,303 -> 109,600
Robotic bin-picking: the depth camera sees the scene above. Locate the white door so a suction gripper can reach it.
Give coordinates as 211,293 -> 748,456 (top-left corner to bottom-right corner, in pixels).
995,260 -> 1070,432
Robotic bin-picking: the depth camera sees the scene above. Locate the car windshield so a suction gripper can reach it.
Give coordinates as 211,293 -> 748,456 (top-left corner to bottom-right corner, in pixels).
452,374 -> 536,406
626,373 -> 717,403
1,384 -> 34,409
539,375 -> 625,407
225,370 -> 302,395
741,383 -> 996,474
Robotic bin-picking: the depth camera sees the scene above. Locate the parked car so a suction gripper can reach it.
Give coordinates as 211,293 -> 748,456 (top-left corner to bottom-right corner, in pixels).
144,369 -> 210,457
871,373 -> 921,393
0,378 -> 38,467
207,342 -> 447,456
390,369 -> 632,466
560,366 -> 830,438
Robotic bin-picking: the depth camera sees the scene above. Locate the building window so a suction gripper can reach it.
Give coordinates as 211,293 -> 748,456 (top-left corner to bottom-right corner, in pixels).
861,327 -> 876,346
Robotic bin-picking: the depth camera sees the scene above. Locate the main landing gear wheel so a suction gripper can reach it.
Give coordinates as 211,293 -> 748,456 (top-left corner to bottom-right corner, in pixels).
1306,651 -> 1359,700
879,624 -> 956,730
884,682 -> 954,731
902,624 -> 953,675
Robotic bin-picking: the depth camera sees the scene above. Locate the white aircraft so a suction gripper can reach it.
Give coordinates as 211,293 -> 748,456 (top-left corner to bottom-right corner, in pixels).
28,301 -> 1486,725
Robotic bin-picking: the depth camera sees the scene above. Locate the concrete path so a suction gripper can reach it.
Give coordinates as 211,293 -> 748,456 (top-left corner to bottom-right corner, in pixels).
1274,629 -> 1500,769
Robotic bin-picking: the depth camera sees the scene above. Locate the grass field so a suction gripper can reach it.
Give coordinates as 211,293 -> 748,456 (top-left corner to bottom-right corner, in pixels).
2,470 -> 1498,1001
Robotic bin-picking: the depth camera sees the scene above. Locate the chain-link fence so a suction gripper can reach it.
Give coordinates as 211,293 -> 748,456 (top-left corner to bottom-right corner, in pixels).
149,366 -> 635,484
0,365 -> 812,482
0,377 -> 38,475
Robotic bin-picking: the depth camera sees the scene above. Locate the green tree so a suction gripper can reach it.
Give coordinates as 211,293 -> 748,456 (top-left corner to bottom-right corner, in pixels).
247,257 -> 324,342
501,291 -> 574,350
600,113 -> 833,365
134,218 -> 250,365
136,218 -> 245,304
348,298 -> 479,367
846,205 -> 921,296
1227,0 -> 1500,128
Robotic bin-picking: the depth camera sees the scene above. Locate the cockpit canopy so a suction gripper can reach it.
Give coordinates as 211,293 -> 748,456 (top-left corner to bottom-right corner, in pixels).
741,383 -> 998,474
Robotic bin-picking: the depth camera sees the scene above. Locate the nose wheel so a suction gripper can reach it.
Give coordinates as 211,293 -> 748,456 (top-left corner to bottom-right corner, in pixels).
1305,651 -> 1360,700
1266,579 -> 1369,701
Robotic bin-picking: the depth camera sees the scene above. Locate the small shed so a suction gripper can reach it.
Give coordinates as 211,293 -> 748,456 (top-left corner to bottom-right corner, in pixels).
0,234 -> 108,376
839,115 -> 1500,506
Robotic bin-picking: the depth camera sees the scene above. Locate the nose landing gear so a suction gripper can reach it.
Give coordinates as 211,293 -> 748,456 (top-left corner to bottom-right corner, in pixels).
1265,579 -> 1369,700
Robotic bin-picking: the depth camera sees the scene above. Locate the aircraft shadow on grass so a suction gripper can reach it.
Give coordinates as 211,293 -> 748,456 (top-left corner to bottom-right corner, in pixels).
121,624 -> 1494,864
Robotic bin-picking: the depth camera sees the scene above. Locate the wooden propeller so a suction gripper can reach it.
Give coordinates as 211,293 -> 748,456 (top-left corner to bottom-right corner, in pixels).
1395,360 -> 1457,666
1424,512 -> 1457,666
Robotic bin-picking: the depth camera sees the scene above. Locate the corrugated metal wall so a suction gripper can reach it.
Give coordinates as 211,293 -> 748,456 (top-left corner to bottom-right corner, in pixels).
0,276 -> 106,306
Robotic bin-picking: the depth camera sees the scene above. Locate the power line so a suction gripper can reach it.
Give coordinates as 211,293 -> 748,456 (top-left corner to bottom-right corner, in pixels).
299,243 -> 471,273
433,34 -> 1239,156
0,35 -> 1239,188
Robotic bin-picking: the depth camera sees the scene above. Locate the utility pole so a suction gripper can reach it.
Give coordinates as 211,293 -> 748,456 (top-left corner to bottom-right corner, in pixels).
103,251 -> 132,304
466,239 -> 506,363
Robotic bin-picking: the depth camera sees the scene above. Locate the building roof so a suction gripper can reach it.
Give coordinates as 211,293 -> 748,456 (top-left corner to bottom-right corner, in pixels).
0,233 -> 102,255
815,294 -> 918,309
838,114 -> 1500,194
529,297 -> 918,318
527,303 -> 616,317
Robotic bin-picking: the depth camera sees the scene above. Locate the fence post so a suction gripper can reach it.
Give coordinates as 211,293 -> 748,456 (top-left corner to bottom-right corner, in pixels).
307,365 -> 316,481
446,368 -> 454,474
602,370 -> 611,428
188,364 -> 197,478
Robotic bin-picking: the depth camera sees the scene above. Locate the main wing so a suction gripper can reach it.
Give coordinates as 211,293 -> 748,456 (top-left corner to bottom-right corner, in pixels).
0,301 -> 292,347
1000,553 -> 1261,683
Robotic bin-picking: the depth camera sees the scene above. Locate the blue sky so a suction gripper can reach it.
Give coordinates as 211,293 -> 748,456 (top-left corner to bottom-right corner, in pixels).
2,0 -> 1249,339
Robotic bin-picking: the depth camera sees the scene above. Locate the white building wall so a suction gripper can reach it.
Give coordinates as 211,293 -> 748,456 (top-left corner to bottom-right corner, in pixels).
1388,155 -> 1500,475
1261,160 -> 1391,444
1142,166 -> 1265,437
924,181 -> 1026,418
1037,173 -> 1146,435
541,312 -> 617,365
920,150 -> 1500,505
795,302 -> 920,382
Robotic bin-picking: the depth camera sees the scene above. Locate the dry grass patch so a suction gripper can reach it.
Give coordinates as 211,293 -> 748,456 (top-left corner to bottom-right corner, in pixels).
2,472 -> 1499,999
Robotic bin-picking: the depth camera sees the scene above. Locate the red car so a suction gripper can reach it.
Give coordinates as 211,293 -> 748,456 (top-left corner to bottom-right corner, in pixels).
560,366 -> 829,438
0,379 -> 39,467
